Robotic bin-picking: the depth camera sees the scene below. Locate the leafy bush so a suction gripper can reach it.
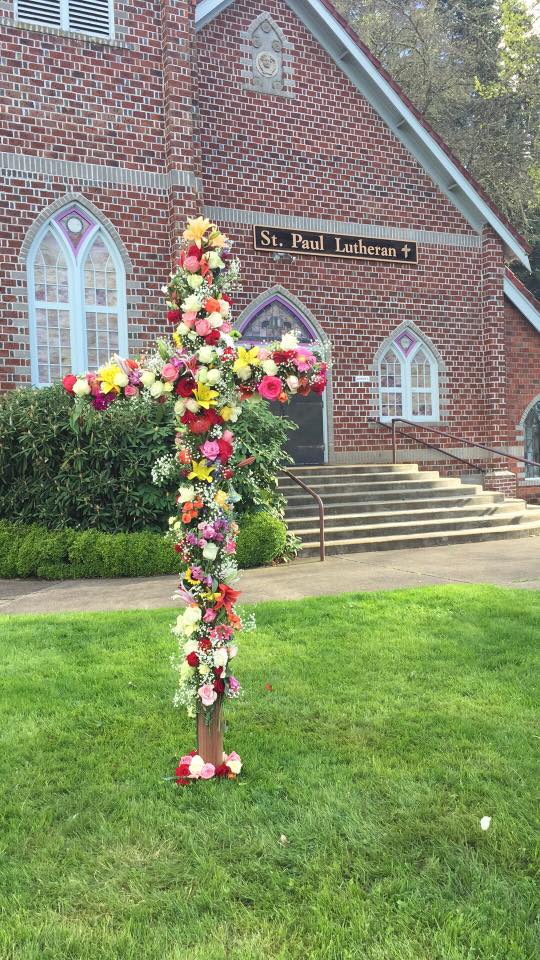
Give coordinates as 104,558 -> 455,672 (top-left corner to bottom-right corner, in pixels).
231,398 -> 296,516
0,386 -> 296,532
235,512 -> 287,569
0,386 -> 176,532
0,521 -> 179,580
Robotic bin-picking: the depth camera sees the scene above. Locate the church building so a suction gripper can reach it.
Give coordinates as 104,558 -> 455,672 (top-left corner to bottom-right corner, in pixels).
2,0 -> 540,498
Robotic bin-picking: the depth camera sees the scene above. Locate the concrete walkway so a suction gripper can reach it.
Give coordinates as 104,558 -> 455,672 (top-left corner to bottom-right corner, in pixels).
0,537 -> 538,615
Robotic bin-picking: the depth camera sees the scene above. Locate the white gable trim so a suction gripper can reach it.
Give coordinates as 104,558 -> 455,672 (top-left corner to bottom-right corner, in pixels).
195,0 -> 530,270
504,276 -> 540,333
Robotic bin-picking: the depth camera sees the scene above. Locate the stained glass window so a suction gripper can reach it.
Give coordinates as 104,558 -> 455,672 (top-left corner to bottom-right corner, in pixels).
378,334 -> 439,421
28,209 -> 126,386
240,298 -> 315,344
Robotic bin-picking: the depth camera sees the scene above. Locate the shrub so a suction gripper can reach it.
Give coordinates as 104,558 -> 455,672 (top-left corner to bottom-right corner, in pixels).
235,512 -> 287,569
231,398 -> 296,516
0,386 -> 176,532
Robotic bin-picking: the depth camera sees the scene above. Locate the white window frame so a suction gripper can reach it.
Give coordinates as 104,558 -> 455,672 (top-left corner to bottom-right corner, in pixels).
15,0 -> 115,40
378,337 -> 439,424
27,214 -> 127,386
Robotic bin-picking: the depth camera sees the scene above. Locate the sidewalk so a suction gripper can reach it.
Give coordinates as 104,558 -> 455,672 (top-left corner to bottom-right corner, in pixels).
0,537 -> 538,615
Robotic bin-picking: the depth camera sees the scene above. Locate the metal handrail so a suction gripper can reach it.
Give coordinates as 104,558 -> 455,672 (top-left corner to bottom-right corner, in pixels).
280,468 -> 325,562
369,417 -> 540,474
368,418 -> 486,473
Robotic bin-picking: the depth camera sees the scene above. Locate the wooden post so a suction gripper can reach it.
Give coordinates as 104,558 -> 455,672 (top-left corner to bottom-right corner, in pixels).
197,698 -> 225,766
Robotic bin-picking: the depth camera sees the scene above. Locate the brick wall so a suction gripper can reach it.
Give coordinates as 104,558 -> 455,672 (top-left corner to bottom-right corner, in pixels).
505,298 -> 540,500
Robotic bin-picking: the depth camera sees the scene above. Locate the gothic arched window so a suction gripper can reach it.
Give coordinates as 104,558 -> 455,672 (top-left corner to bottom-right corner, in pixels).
524,403 -> 540,478
378,330 -> 439,422
27,206 -> 127,385
238,295 -> 318,345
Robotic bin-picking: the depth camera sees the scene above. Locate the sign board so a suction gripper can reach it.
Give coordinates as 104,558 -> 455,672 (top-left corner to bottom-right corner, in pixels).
253,226 -> 418,264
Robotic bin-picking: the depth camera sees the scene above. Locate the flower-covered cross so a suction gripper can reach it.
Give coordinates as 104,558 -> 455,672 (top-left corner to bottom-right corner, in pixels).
63,218 -> 327,785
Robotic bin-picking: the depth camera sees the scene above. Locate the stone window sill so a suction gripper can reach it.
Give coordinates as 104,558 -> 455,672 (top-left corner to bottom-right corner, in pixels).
1,17 -> 132,49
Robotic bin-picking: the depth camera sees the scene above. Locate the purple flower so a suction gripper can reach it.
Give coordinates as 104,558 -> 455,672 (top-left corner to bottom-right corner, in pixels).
92,392 -> 115,410
228,676 -> 241,694
190,565 -> 204,580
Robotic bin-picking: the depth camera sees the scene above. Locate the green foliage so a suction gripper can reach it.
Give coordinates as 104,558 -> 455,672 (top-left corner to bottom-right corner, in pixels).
0,587 -> 538,958
0,520 -> 179,579
235,511 -> 287,568
0,385 -> 177,533
231,397 -> 296,516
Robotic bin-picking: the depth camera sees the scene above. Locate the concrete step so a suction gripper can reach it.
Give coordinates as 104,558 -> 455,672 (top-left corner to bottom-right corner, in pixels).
284,491 -> 505,518
291,510 -> 528,541
297,519 -> 540,557
286,463 -> 418,476
286,500 -> 525,531
279,470 -> 433,492
284,478 -> 471,505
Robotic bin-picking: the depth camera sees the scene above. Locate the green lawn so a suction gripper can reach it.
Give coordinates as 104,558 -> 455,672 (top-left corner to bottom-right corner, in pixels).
0,586 -> 538,960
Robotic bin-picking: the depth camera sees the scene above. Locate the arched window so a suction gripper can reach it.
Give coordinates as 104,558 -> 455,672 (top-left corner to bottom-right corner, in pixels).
27,206 -> 127,385
238,294 -> 318,345
378,330 -> 439,422
524,403 -> 540,478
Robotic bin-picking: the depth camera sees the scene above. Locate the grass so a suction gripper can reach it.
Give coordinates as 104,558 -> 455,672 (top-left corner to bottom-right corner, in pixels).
0,585 -> 538,960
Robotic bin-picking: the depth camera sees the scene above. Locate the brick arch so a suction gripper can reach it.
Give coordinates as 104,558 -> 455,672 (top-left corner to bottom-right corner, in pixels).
518,392 -> 540,427
19,193 -> 133,272
371,320 -> 447,423
373,319 -> 446,371
236,284 -> 331,356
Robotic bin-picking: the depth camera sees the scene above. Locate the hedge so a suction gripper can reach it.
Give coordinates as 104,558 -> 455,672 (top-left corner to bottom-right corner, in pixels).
0,513 -> 289,580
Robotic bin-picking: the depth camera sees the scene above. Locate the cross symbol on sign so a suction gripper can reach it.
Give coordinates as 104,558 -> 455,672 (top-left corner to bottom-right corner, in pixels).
401,243 -> 411,259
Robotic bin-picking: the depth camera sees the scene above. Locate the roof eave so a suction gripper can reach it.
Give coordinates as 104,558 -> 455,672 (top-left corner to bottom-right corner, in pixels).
504,275 -> 540,332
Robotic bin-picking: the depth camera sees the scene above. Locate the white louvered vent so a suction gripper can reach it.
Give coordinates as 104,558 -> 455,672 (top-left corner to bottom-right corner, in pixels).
17,0 -> 62,28
68,0 -> 111,36
15,0 -> 112,37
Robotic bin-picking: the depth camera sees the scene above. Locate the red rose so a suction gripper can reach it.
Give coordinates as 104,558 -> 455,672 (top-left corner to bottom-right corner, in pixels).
272,350 -> 296,364
167,310 -> 181,324
175,762 -> 191,786
214,666 -> 223,677
221,293 -> 233,305
205,329 -> 220,346
199,637 -> 212,651
223,467 -> 234,480
174,544 -> 182,553
218,438 -> 233,463
175,376 -> 196,397
213,678 -> 225,695
214,763 -> 229,777
62,374 -> 77,394
187,244 -> 202,260
311,378 -> 326,395
186,652 -> 199,667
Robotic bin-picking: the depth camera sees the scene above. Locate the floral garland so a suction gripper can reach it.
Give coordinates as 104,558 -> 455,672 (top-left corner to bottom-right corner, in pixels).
63,217 -> 327,785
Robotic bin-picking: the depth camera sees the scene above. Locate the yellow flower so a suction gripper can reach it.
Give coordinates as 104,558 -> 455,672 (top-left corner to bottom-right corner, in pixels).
172,331 -> 182,348
214,490 -> 229,508
233,346 -> 260,374
98,363 -> 126,394
208,229 -> 228,249
183,217 -> 212,248
188,459 -> 215,483
193,383 -> 219,409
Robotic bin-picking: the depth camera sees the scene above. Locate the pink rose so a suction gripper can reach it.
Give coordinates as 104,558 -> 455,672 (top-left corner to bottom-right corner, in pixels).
224,541 -> 236,555
229,676 -> 241,693
161,363 -> 178,382
200,439 -> 220,461
198,683 -> 218,707
200,762 -> 215,779
124,385 -> 139,397
220,322 -> 232,334
258,348 -> 270,360
203,608 -> 217,623
257,375 -> 283,401
195,318 -> 211,336
222,429 -> 234,443
294,348 -> 316,372
182,311 -> 197,328
185,256 -> 201,273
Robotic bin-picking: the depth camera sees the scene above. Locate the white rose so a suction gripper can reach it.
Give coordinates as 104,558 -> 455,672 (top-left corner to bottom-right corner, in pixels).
207,312 -> 223,329
186,398 -> 200,413
196,366 -> 208,383
202,542 -> 218,560
174,398 -> 186,415
183,638 -> 199,654
206,369 -> 221,385
140,370 -> 156,387
286,375 -> 299,393
114,372 -> 129,388
177,485 -> 195,504
207,251 -> 224,269
187,274 -> 204,289
72,378 -> 91,396
236,364 -> 252,381
480,816 -> 491,831
189,755 -> 204,777
183,606 -> 202,625
181,294 -> 201,313
227,756 -> 242,775
177,322 -> 189,335
219,299 -> 230,317
213,648 -> 228,669
162,381 -> 174,393
198,346 -> 214,365
149,380 -> 164,398
262,359 -> 278,376
280,333 -> 298,350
